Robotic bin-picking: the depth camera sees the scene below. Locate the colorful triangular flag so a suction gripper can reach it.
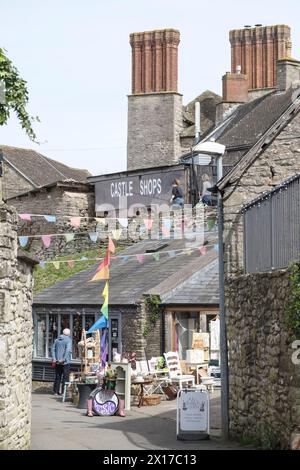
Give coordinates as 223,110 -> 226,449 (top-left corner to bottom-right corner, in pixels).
153,253 -> 160,261
112,229 -> 122,240
214,244 -> 219,253
199,246 -> 207,256
89,232 -> 98,242
67,260 -> 75,268
39,261 -> 46,269
41,235 -> 52,248
19,236 -> 29,247
108,237 -> 115,253
136,254 -> 145,264
43,215 -> 56,223
19,213 -> 31,221
143,219 -> 153,230
168,250 -> 177,258
65,233 -> 75,243
70,217 -> 81,228
207,218 -> 216,231
52,261 -> 60,270
118,218 -> 128,228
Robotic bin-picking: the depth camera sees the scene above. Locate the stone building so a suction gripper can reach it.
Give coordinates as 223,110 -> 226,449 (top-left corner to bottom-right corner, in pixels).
1,145 -> 90,200
5,180 -> 103,260
0,205 -> 38,450
32,239 -> 218,380
205,28 -> 300,448
127,28 -> 222,171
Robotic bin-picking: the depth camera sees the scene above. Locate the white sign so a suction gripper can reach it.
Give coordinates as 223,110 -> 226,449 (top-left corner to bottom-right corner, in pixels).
177,389 -> 209,435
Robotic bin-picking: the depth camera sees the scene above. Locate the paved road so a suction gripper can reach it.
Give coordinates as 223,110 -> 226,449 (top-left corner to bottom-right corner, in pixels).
31,390 -> 244,450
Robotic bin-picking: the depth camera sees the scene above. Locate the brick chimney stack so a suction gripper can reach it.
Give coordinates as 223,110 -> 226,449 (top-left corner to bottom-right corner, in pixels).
130,29 -> 180,94
230,25 -> 291,90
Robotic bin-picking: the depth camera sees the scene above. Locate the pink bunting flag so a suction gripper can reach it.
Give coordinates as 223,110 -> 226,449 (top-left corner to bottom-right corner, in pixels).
70,217 -> 81,228
41,235 -> 52,248
19,213 -> 31,221
143,219 -> 153,230
136,254 -> 145,264
162,227 -> 170,238
108,237 -> 115,253
67,260 -> 75,269
199,246 -> 207,256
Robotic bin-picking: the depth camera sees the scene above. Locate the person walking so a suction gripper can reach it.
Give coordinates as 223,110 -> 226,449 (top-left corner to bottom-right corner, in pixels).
170,178 -> 184,207
51,328 -> 72,396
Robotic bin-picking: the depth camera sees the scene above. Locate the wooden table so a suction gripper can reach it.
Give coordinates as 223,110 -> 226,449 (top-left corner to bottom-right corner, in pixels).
132,380 -> 153,407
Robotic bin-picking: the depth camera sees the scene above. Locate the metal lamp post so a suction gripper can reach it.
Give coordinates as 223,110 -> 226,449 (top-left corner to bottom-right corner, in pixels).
191,141 -> 229,440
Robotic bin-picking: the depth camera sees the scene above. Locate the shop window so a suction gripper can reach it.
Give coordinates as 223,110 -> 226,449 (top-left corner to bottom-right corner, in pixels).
72,313 -> 82,359
48,315 -> 58,358
84,315 -> 95,332
60,314 -> 70,332
36,314 -> 46,357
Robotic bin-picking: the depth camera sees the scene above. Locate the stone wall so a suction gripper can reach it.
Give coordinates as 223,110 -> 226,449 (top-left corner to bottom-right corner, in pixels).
7,182 -> 105,260
127,92 -> 183,170
223,109 -> 300,277
226,269 -> 300,449
0,205 -> 36,450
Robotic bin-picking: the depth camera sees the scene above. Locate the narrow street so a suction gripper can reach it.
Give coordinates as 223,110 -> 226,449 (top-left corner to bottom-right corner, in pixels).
31,390 -> 245,450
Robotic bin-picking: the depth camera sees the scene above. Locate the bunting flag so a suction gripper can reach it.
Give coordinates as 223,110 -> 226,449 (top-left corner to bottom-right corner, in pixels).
67,260 -> 75,269
153,253 -> 160,261
163,219 -> 171,230
108,237 -> 115,253
168,250 -> 176,258
199,246 -> 207,256
19,214 -> 31,221
52,261 -> 60,270
136,254 -> 145,264
95,217 -> 105,225
214,244 -> 219,253
101,329 -> 107,367
19,236 -> 29,247
89,232 -> 98,242
162,227 -> 170,238
70,217 -> 81,228
112,229 -> 122,240
65,233 -> 75,243
186,249 -> 193,256
80,256 -> 88,261
207,218 -> 216,231
118,218 -> 128,228
43,215 -> 56,223
87,315 -> 108,333
90,249 -> 110,281
101,281 -> 109,319
143,219 -> 153,230
121,255 -> 129,262
39,261 -> 46,269
42,235 -> 52,248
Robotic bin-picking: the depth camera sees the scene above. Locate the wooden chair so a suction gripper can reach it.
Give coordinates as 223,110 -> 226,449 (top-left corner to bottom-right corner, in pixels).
163,351 -> 195,390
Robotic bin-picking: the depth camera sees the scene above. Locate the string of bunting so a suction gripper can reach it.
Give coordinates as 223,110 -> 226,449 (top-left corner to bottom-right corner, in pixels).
17,218 -> 216,248
37,243 -> 219,270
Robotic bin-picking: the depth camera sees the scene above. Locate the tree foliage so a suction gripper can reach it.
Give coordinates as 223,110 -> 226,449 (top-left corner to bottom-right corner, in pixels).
0,47 -> 38,141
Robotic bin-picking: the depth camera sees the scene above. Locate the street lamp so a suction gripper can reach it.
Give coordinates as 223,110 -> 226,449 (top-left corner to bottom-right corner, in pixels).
192,140 -> 229,440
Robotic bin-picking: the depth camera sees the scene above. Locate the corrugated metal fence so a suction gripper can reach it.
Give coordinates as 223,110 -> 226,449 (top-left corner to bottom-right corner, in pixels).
244,176 -> 300,273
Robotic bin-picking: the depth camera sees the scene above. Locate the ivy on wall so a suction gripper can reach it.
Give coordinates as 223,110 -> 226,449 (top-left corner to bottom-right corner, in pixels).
0,48 -> 38,141
143,295 -> 162,338
284,262 -> 300,339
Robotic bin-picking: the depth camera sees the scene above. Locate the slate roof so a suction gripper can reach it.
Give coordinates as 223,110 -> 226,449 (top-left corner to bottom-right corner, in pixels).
34,239 -> 219,307
1,146 -> 90,187
160,258 -> 219,305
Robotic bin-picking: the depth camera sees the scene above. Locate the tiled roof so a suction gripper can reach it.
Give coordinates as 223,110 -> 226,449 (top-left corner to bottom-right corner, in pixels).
34,239 -> 219,306
2,146 -> 90,187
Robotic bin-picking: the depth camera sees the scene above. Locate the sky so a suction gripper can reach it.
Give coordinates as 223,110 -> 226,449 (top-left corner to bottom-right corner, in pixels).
1,0 -> 300,176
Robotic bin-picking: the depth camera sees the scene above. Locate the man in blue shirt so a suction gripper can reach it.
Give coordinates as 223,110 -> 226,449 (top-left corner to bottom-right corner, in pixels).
51,328 -> 72,395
